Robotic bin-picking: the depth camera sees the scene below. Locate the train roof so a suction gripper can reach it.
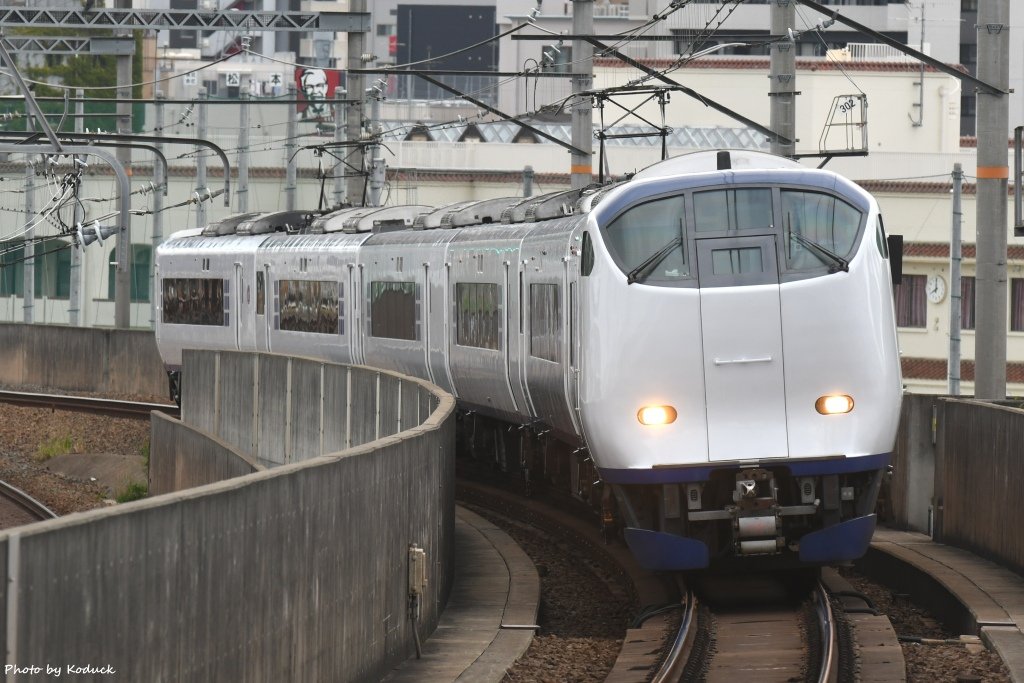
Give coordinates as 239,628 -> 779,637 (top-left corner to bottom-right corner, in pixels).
182,150 -> 852,241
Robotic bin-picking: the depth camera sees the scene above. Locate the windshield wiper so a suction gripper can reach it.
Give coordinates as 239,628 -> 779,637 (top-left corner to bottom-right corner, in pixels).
789,230 -> 849,273
626,236 -> 683,284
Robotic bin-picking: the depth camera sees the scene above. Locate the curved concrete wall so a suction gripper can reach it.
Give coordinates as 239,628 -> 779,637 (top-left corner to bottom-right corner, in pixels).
889,395 -> 1024,576
0,351 -> 456,682
0,322 -> 167,397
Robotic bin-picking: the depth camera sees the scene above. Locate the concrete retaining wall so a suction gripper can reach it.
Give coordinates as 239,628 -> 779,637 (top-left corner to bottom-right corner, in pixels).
887,394 -> 1024,576
2,351 -> 456,682
149,411 -> 262,495
178,351 -> 437,469
0,322 -> 167,398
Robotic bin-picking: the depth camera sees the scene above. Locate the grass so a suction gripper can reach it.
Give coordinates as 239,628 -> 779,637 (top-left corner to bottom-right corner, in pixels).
34,435 -> 74,462
115,481 -> 148,503
140,440 -> 150,470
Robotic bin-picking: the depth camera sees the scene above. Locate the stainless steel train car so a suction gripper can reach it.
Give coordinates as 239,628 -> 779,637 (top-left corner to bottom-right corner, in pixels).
155,150 -> 904,570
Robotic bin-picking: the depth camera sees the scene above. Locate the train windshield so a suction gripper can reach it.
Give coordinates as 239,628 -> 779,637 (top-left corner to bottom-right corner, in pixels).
601,185 -> 866,286
603,195 -> 688,284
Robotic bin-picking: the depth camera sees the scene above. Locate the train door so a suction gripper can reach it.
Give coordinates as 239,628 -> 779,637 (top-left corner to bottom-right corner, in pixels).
349,263 -> 363,366
233,262 -> 243,350
254,263 -> 270,353
520,230 -> 577,438
696,236 -> 789,461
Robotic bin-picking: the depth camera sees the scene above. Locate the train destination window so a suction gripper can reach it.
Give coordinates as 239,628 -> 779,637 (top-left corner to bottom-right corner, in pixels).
278,280 -> 340,334
711,247 -> 763,275
370,281 -> 419,340
693,188 -> 773,233
603,195 -> 688,283
161,278 -> 226,326
781,191 -> 862,271
530,283 -> 561,363
456,282 -> 502,350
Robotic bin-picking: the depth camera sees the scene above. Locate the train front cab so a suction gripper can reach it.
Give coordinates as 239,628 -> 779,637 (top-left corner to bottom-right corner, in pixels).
579,165 -> 903,570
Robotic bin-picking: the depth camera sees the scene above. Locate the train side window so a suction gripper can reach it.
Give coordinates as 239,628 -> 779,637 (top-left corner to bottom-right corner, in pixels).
529,283 -> 561,363
370,281 -> 419,341
781,190 -> 863,271
581,231 -> 594,276
161,277 -> 226,326
603,195 -> 688,282
256,271 -> 265,315
455,282 -> 502,350
693,188 -> 773,233
278,280 -> 341,334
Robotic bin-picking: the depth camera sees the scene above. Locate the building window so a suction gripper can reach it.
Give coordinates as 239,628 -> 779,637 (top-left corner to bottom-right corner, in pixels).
895,274 -> 926,328
161,278 -> 227,326
0,239 -> 72,299
277,280 -> 341,334
370,281 -> 419,340
959,276 -> 975,330
1011,279 -> 1024,332
530,283 -> 561,363
108,245 -> 152,302
456,282 -> 501,350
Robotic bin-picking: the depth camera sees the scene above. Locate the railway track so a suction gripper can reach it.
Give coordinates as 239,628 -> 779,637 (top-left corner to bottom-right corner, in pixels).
0,390 -> 179,420
655,574 -> 839,682
0,479 -> 57,526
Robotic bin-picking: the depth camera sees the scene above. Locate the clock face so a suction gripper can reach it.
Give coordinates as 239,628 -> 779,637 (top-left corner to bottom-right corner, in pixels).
926,274 -> 946,303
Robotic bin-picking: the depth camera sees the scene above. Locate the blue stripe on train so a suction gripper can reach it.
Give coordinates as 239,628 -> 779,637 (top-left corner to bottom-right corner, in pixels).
599,452 -> 891,485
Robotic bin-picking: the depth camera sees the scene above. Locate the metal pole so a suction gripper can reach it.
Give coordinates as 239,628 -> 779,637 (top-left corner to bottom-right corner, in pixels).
523,165 -> 534,198
367,90 -> 383,207
570,0 -> 593,190
770,0 -> 796,157
238,89 -> 250,213
196,87 -> 208,229
151,91 -> 165,330
948,163 -> 963,396
346,0 -> 366,205
973,0 -> 1010,400
22,105 -> 34,324
114,0 -> 132,329
285,82 -> 297,212
333,92 -> 345,207
70,88 -> 84,327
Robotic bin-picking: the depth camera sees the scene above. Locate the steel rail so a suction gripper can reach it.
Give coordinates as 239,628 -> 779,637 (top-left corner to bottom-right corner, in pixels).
814,580 -> 838,683
650,586 -> 697,683
0,479 -> 57,521
0,390 -> 178,420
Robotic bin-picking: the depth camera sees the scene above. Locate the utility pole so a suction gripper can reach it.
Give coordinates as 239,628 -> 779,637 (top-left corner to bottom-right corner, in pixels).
113,0 -> 132,329
196,87 -> 209,228
70,88 -> 84,327
151,90 -> 165,330
948,163 -> 963,395
367,87 -> 383,207
285,82 -> 297,212
973,0 -> 1010,399
238,89 -> 250,213
570,0 -> 593,189
769,0 -> 796,156
333,92 -> 345,207
346,0 -> 366,205
22,105 -> 34,324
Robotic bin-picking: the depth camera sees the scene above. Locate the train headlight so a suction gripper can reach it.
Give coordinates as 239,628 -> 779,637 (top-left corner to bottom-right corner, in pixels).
815,395 -> 854,415
637,405 -> 677,426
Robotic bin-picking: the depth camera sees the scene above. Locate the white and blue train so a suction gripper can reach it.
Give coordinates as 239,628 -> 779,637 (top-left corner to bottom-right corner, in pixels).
155,150 -> 904,571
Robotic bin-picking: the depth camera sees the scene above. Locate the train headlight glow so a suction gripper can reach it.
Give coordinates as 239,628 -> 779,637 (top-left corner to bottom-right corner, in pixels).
637,405 -> 677,426
815,395 -> 854,415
